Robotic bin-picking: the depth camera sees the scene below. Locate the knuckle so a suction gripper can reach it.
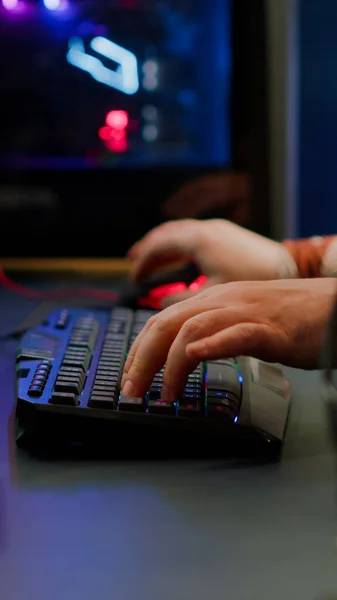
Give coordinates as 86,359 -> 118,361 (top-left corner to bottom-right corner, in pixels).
147,314 -> 158,328
240,325 -> 254,340
180,317 -> 203,340
123,353 -> 134,370
128,356 -> 144,380
200,338 -> 213,354
153,314 -> 172,333
155,221 -> 175,234
146,226 -> 168,244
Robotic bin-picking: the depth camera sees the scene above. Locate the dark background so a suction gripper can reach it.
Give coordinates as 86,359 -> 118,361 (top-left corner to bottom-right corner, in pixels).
0,0 -> 270,257
299,0 -> 337,237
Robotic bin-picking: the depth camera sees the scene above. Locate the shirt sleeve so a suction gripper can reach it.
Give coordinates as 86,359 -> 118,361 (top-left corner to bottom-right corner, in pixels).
282,235 -> 337,278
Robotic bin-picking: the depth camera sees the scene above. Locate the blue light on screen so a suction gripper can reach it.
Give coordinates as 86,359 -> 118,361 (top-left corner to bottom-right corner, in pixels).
0,0 -> 232,169
44,0 -> 61,8
66,36 -> 139,95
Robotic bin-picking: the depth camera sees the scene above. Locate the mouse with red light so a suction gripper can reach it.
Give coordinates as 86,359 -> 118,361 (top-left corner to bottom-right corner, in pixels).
138,275 -> 208,309
118,264 -> 208,310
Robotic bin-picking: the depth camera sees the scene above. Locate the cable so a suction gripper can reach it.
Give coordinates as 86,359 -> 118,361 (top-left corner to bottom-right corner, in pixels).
0,268 -> 120,302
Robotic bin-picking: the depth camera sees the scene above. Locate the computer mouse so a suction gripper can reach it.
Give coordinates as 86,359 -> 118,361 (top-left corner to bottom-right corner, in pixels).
118,263 -> 207,309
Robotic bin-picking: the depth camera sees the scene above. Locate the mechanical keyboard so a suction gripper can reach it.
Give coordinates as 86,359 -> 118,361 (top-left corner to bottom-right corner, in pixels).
15,307 -> 291,455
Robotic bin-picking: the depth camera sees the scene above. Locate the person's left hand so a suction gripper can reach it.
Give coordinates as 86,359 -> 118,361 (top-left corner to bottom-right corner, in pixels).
121,278 -> 336,403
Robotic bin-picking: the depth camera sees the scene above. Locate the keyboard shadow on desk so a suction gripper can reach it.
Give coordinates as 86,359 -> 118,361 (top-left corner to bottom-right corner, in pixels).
11,443 -> 282,495
7,408 -> 285,495
7,415 -> 332,494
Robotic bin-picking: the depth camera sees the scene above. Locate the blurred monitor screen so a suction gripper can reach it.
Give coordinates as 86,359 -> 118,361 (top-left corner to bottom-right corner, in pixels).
0,0 -> 231,169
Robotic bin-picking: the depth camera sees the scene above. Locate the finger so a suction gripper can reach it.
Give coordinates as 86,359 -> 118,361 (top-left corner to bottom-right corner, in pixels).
122,304 -> 245,400
161,308 -> 241,402
121,284 -> 227,387
186,322 -> 275,363
120,316 -> 155,388
131,251 -> 184,283
127,240 -> 143,259
121,294 -> 229,398
128,223 -> 197,282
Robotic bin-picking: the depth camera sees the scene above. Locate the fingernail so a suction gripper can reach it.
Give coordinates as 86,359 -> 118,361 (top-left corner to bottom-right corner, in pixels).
122,380 -> 136,397
161,385 -> 174,404
121,374 -> 128,388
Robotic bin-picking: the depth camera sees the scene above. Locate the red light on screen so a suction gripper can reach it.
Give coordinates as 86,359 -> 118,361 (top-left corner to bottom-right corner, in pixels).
99,127 -> 126,142
105,138 -> 128,154
98,126 -> 112,141
99,110 -> 129,154
110,129 -> 126,142
106,110 -> 129,130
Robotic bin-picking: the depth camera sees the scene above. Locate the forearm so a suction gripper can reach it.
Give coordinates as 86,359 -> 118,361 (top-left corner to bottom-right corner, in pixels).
282,236 -> 337,278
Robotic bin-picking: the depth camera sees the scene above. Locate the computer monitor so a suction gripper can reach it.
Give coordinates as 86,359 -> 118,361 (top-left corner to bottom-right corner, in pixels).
0,0 -> 272,257
0,0 -> 231,170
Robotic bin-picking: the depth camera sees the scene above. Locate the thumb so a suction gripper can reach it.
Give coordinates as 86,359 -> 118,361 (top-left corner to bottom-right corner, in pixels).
186,322 -> 274,363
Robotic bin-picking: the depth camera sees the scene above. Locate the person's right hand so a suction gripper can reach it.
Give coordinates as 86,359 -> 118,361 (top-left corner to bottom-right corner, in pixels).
121,277 -> 337,402
127,219 -> 298,304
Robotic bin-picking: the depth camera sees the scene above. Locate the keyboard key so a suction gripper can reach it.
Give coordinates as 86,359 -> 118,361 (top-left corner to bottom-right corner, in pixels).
62,359 -> 87,371
68,340 -> 92,350
32,375 -> 47,384
208,389 -> 240,405
105,333 -> 125,340
184,386 -> 201,395
63,353 -> 88,364
38,360 -> 51,368
28,385 -> 43,398
99,358 -> 121,365
178,394 -> 202,417
207,362 -> 242,399
35,366 -> 50,376
149,386 -> 162,400
55,310 -> 70,329
94,375 -> 119,383
91,384 -> 117,394
88,395 -> 116,409
58,371 -> 85,387
97,361 -> 121,371
54,377 -> 83,395
207,392 -> 238,420
54,380 -> 82,395
59,367 -> 84,379
148,399 -> 176,415
49,392 -> 79,406
96,369 -> 120,378
118,396 -> 146,412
